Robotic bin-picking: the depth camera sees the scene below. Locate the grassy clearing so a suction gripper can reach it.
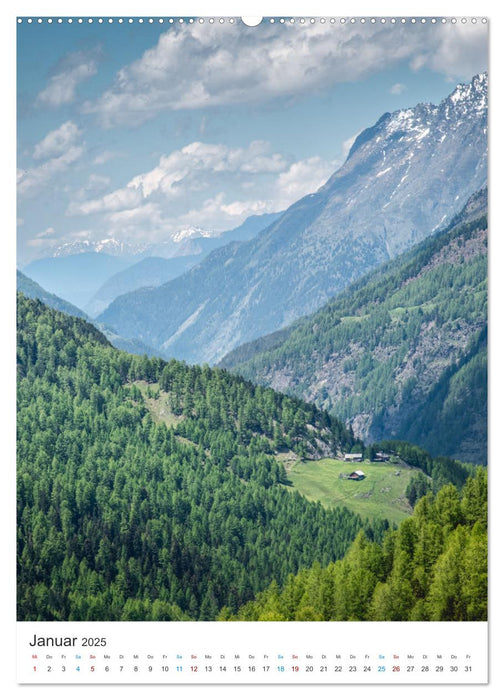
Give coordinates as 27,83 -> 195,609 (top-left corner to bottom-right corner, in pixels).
283,458 -> 420,524
131,380 -> 183,428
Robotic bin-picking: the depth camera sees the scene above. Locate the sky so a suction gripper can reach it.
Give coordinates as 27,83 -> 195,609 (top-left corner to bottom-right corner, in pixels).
16,16 -> 488,265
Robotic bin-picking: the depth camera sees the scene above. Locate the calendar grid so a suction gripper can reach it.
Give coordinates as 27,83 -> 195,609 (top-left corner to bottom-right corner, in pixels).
17,621 -> 488,684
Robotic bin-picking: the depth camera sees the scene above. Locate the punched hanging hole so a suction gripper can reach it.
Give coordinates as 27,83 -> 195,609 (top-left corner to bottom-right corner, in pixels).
241,17 -> 263,26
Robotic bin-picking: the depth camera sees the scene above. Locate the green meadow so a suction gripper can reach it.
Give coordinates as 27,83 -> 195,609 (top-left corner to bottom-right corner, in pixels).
284,458 -> 424,524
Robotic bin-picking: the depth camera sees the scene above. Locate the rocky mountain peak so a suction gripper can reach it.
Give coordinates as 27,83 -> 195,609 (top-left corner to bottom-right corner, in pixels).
99,74 -> 487,366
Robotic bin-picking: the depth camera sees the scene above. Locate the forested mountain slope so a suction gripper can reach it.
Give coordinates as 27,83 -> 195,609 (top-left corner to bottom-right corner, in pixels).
224,469 -> 487,621
17,294 -> 378,622
17,270 -> 159,358
98,74 -> 487,364
220,190 -> 487,464
17,269 -> 88,320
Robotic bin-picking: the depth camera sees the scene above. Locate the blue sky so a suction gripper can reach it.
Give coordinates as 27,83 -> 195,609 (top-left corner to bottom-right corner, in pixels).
17,16 -> 488,264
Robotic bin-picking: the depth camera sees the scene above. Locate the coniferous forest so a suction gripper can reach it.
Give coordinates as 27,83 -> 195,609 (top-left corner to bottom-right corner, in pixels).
224,469 -> 487,621
220,200 -> 488,465
17,295 -> 372,621
16,294 -> 486,621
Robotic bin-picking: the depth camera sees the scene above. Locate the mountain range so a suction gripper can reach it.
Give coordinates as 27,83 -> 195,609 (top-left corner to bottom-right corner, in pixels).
98,73 -> 487,365
85,211 -> 281,317
22,212 -> 281,315
23,252 -> 134,310
220,189 -> 488,464
46,226 -> 216,259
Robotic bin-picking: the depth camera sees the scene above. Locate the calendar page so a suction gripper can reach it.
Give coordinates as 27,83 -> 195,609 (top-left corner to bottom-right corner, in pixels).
14,3 -> 489,690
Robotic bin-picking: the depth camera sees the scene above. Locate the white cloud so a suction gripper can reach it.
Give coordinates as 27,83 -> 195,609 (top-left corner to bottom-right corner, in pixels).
130,140 -> 288,197
27,237 -> 59,248
275,157 -> 337,203
341,132 -> 361,161
175,194 -> 272,230
390,83 -> 406,95
18,146 -> 84,197
158,155 -> 335,231
69,140 -> 290,216
86,174 -> 111,191
418,23 -> 489,80
33,121 -> 82,160
37,51 -> 99,107
84,22 -> 487,127
34,226 -> 55,239
221,199 -> 270,218
92,150 -> 123,166
67,138 -> 339,242
67,230 -> 94,240
105,203 -> 165,241
68,185 -> 142,216
18,121 -> 85,198
70,174 -> 112,205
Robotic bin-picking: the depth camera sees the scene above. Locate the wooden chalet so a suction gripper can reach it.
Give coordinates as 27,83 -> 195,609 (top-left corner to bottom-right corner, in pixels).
348,470 -> 366,481
344,453 -> 363,462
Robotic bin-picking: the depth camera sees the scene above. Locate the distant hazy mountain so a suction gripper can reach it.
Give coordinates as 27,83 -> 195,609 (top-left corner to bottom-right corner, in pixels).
17,269 -> 88,319
37,226 -> 215,260
86,211 -> 282,317
44,214 -> 282,263
17,270 -> 159,357
220,189 -> 488,464
99,73 -> 487,365
85,256 -> 202,318
23,252 -> 135,309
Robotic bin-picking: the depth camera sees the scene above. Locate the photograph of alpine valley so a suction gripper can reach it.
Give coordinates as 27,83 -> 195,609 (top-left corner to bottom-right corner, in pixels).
17,17 -> 487,622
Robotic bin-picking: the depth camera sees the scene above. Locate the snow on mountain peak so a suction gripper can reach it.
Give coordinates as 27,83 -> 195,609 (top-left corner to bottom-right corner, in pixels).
171,226 -> 216,243
51,238 -> 151,258
385,108 -> 415,133
47,227 -> 217,259
446,71 -> 487,113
